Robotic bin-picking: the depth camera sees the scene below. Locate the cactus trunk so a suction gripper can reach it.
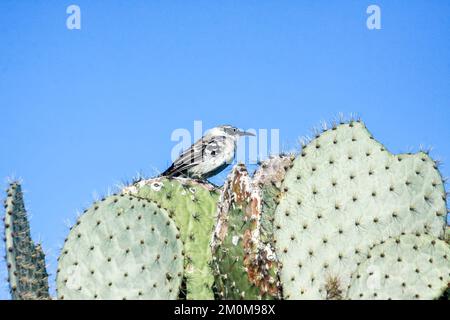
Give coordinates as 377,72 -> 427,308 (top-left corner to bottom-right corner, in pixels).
212,156 -> 293,299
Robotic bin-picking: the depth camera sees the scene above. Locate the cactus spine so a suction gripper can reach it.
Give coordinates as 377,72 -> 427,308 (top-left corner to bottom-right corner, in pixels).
3,182 -> 50,300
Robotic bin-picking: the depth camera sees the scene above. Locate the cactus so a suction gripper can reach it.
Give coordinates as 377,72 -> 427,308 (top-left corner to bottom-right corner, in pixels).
56,194 -> 184,300
347,234 -> 450,300
123,177 -> 219,300
211,156 -> 293,299
3,182 -> 50,300
274,121 -> 448,299
3,119 -> 449,301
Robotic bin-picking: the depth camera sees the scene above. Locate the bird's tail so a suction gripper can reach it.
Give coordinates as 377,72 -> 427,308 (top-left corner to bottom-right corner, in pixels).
160,164 -> 182,178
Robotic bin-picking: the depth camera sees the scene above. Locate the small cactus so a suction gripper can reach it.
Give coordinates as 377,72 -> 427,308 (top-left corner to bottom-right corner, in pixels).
348,234 -> 450,300
3,182 -> 50,300
56,195 -> 184,300
123,177 -> 219,300
274,121 -> 448,299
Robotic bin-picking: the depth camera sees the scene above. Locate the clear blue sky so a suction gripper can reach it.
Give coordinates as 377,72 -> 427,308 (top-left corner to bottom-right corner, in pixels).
1,1 -> 449,299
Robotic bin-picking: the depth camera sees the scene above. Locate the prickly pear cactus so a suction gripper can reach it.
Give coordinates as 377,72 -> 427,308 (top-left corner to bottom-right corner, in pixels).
348,234 -> 450,300
56,195 -> 184,300
3,182 -> 50,300
123,178 -> 218,300
274,121 -> 448,299
212,156 -> 293,300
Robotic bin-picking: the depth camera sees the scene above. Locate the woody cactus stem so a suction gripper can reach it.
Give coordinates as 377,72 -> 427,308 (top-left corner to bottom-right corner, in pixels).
212,155 -> 293,299
3,182 -> 50,300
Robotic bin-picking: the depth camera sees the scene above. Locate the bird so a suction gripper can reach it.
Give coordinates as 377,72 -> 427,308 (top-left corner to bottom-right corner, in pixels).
162,125 -> 255,180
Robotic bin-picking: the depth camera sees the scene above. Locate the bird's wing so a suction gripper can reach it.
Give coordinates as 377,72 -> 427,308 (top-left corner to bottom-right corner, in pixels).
163,135 -> 226,176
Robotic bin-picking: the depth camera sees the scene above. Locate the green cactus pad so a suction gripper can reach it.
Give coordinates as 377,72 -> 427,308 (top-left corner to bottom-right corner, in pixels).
56,195 -> 184,300
124,177 -> 219,300
347,234 -> 450,300
212,156 -> 293,300
274,121 -> 447,299
3,182 -> 50,300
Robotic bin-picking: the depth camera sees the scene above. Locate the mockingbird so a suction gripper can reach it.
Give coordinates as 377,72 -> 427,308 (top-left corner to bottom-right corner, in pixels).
162,125 -> 255,179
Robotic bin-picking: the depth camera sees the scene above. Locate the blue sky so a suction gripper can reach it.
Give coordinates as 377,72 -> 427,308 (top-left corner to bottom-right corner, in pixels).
0,1 -> 449,299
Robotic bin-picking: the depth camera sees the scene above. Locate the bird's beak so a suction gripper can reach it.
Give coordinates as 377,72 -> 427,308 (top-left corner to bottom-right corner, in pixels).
238,130 -> 256,137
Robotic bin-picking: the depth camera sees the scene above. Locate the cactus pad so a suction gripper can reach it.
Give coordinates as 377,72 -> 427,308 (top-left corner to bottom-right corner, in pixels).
347,234 -> 450,300
124,177 -> 219,300
56,195 -> 184,300
274,121 -> 447,299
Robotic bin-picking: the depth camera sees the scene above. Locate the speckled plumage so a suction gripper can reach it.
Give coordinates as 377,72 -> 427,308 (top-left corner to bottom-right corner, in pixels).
162,125 -> 255,179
